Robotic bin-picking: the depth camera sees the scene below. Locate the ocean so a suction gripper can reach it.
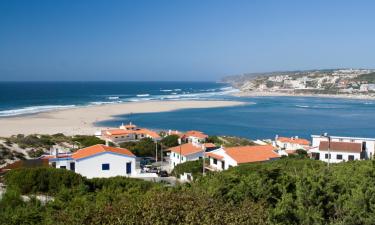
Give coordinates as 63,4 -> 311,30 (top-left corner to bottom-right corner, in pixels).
1,82 -> 375,140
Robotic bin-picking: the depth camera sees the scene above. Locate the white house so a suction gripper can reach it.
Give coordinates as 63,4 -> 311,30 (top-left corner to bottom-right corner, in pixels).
48,144 -> 137,178
168,142 -> 205,169
275,136 -> 310,151
182,130 -> 208,144
206,145 -> 281,171
310,135 -> 375,163
274,136 -> 310,156
312,141 -> 362,163
101,122 -> 161,144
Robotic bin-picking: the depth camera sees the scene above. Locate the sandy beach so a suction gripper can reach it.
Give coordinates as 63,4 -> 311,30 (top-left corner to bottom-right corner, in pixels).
0,100 -> 244,137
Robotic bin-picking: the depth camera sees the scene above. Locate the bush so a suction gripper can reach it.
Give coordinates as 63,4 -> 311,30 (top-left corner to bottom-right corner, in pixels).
160,134 -> 179,148
4,167 -> 85,195
172,159 -> 206,178
120,138 -> 159,157
72,135 -> 105,148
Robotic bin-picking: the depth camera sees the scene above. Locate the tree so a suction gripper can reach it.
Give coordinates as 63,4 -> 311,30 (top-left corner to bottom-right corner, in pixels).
160,134 -> 179,148
120,138 -> 158,157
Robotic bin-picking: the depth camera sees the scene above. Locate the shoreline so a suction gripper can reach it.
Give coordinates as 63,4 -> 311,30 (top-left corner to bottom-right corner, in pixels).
0,100 -> 244,137
233,91 -> 375,101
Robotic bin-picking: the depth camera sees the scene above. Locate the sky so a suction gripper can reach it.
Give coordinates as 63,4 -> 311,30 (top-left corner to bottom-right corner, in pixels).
0,0 -> 375,81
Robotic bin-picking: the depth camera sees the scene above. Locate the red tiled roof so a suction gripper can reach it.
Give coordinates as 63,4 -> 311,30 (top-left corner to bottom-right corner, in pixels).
225,145 -> 280,164
169,143 -> 203,156
183,130 -> 208,139
72,144 -> 135,160
203,143 -> 216,148
278,137 -> 310,145
104,128 -> 160,139
319,141 -> 362,153
206,152 -> 224,160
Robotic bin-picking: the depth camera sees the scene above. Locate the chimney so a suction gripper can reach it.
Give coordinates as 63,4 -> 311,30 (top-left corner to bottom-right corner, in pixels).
105,139 -> 109,147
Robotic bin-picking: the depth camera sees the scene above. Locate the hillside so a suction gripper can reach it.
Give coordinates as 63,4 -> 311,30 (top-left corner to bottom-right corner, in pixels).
222,69 -> 375,97
2,159 -> 375,224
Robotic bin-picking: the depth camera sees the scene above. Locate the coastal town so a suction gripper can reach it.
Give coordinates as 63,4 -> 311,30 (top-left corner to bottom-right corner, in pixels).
1,122 -> 373,183
223,69 -> 375,98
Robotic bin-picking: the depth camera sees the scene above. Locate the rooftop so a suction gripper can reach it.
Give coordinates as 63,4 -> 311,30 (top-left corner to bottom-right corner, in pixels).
72,144 -> 135,160
278,137 -> 310,145
224,145 -> 280,164
169,143 -> 204,156
319,141 -> 362,153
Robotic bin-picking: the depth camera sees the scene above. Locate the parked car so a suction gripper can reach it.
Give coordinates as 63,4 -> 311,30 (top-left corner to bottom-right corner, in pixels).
158,170 -> 168,177
139,157 -> 156,166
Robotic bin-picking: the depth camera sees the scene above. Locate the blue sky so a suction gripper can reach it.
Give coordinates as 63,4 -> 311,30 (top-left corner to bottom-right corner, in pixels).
0,0 -> 374,81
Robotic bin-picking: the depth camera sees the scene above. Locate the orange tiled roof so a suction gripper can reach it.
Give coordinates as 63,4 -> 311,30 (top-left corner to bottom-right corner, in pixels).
104,128 -> 160,139
169,143 -> 204,156
206,152 -> 224,160
319,141 -> 362,153
72,144 -> 135,160
203,143 -> 216,148
277,137 -> 310,145
225,145 -> 280,164
184,130 -> 208,139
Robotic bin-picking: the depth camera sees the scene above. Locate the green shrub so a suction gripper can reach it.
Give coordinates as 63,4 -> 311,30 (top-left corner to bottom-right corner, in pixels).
72,135 -> 105,148
172,159 -> 205,178
4,167 -> 85,195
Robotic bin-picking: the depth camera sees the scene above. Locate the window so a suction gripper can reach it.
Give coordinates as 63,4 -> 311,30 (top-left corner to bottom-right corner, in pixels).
350,139 -> 355,142
70,162 -> 75,171
362,142 -> 367,151
60,166 -> 66,169
213,159 -> 217,165
336,154 -> 343,160
348,155 -> 355,161
102,163 -> 110,170
325,154 -> 331,159
221,161 -> 225,170
126,162 -> 132,174
51,162 -> 56,168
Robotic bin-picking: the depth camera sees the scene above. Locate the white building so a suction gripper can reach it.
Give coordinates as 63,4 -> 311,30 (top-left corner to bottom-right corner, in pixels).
48,144 -> 137,178
101,122 -> 161,144
206,145 -> 281,171
168,142 -> 205,169
182,130 -> 208,144
310,135 -> 375,163
274,136 -> 310,155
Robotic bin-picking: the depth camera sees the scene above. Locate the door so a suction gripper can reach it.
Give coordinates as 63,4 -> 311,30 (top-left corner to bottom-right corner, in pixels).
126,162 -> 132,174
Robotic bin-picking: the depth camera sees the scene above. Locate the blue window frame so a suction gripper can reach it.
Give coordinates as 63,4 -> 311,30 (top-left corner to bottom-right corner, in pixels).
126,162 -> 132,174
102,163 -> 110,170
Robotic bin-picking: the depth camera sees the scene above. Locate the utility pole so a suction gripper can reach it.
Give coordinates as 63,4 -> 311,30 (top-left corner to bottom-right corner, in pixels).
202,146 -> 206,176
155,140 -> 158,162
321,133 -> 331,169
178,138 -> 182,164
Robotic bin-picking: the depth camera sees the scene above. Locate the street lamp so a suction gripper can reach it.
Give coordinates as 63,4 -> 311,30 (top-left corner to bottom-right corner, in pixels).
321,132 -> 331,169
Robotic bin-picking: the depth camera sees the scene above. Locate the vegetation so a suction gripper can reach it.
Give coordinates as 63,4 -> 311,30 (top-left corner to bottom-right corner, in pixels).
71,135 -> 105,148
171,159 -> 205,178
0,144 -> 25,164
4,158 -> 375,224
207,135 -> 256,147
354,72 -> 375,83
120,138 -> 159,157
160,134 -> 180,148
0,134 -> 106,165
